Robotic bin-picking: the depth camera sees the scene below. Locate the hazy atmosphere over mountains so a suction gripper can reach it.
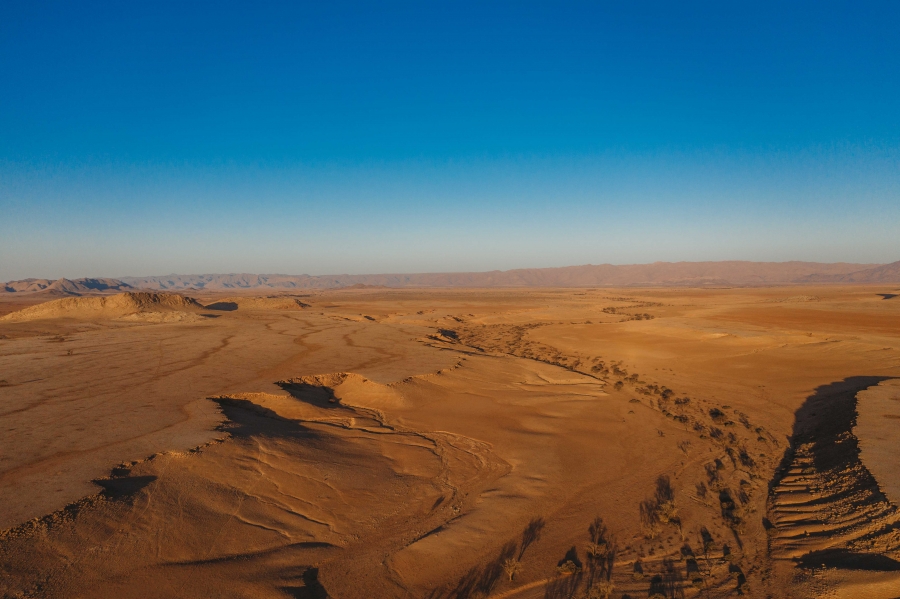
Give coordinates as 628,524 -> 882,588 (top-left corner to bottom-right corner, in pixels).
4,261 -> 900,294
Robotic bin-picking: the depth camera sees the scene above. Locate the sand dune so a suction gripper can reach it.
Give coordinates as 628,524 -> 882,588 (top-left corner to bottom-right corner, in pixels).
1,285 -> 899,598
0,291 -> 203,322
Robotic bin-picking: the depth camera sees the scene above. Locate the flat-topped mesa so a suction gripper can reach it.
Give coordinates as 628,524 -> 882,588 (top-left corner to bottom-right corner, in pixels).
0,291 -> 203,322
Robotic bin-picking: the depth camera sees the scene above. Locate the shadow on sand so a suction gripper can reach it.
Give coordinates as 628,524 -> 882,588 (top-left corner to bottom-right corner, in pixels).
769,376 -> 899,571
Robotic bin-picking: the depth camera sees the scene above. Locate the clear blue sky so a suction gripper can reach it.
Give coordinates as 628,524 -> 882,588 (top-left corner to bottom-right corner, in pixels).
2,1 -> 898,280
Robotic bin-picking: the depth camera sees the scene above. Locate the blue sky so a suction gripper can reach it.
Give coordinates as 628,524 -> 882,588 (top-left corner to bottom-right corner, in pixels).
2,1 -> 898,279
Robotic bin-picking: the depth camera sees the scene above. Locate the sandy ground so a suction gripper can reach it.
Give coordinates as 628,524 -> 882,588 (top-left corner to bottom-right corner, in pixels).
856,379 -> 900,509
0,286 -> 898,598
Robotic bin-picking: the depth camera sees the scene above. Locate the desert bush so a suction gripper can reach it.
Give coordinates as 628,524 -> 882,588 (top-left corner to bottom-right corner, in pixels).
583,580 -> 614,599
657,499 -> 678,524
698,527 -> 716,578
502,558 -> 521,581
585,541 -> 608,560
719,489 -> 742,530
640,476 -> 683,541
557,560 -> 581,576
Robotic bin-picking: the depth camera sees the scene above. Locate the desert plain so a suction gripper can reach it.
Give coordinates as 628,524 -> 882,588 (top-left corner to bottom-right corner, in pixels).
1,285 -> 899,598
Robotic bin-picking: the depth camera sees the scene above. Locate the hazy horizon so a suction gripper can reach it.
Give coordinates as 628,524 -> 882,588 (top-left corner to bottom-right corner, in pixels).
3,258 -> 894,287
3,2 -> 899,281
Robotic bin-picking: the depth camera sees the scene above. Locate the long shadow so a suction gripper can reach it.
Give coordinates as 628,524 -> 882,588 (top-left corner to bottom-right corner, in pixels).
205,301 -> 238,311
277,381 -> 344,410
768,376 -> 893,496
282,567 -> 330,598
441,540 -> 518,599
93,475 -> 157,498
768,376 -> 898,571
520,516 -> 545,559
213,397 -> 325,442
648,558 -> 683,599
797,549 -> 900,571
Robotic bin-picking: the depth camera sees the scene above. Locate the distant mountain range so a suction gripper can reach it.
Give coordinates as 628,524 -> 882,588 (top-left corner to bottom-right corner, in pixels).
798,260 -> 900,284
3,260 -> 899,295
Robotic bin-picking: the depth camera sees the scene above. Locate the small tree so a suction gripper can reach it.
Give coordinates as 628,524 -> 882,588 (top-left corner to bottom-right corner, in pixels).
502,558 -> 521,582
585,541 -> 608,561
657,498 -> 677,523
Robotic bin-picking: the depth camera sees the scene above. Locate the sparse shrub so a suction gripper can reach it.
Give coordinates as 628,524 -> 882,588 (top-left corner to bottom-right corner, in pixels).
657,499 -> 678,524
502,558 -> 521,581
640,475 -> 680,538
583,581 -> 614,599
699,528 -> 716,577
719,489 -> 743,530
557,560 -> 581,576
585,541 -> 608,561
